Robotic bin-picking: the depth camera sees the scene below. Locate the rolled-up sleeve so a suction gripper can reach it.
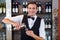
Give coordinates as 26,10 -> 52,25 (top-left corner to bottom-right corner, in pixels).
5,15 -> 24,23
39,18 -> 46,39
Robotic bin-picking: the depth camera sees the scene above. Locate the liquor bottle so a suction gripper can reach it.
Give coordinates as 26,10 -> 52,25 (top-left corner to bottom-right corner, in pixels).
12,2 -> 15,13
45,2 -> 49,13
3,3 -> 6,14
0,3 -> 2,14
38,2 -> 41,13
2,32 -> 5,40
25,2 -> 28,13
23,2 -> 26,13
48,2 -> 52,13
48,17 -> 51,28
48,36 -> 51,40
49,6 -> 51,13
48,22 -> 51,28
15,2 -> 18,13
45,22 -> 48,28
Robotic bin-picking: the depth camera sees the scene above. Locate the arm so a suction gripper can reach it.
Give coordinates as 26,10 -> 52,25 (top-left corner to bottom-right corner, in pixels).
39,18 -> 46,40
2,15 -> 24,30
2,18 -> 17,25
26,30 -> 44,40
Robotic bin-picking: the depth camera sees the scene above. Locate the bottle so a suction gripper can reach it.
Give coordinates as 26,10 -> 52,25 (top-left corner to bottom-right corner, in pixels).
0,3 -> 2,14
45,22 -> 47,28
46,2 -> 49,13
48,36 -> 51,40
25,2 -> 28,13
23,2 -> 26,13
48,22 -> 51,28
49,6 -> 51,13
38,2 -> 41,13
12,2 -> 15,13
48,2 -> 52,13
3,3 -> 6,14
15,2 -> 18,13
2,32 -> 5,40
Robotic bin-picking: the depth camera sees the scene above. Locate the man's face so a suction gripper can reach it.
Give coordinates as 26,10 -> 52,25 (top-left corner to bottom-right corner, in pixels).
27,4 -> 38,16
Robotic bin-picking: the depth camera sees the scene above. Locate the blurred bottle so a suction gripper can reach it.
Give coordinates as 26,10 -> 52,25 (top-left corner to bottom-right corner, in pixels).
23,2 -> 26,13
48,22 -> 51,28
38,2 -> 41,13
0,3 -> 2,14
45,2 -> 49,13
48,36 -> 51,40
48,2 -> 52,13
12,2 -> 15,13
45,22 -> 48,28
2,3 -> 6,14
15,2 -> 18,13
25,2 -> 28,13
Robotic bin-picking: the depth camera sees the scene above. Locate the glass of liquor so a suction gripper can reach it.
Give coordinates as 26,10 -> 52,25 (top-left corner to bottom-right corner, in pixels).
13,23 -> 28,31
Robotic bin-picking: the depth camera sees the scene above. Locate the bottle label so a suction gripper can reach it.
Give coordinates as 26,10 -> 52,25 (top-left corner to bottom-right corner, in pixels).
13,8 -> 15,13
49,9 -> 51,12
45,25 -> 47,28
49,25 -> 51,28
39,6 -> 41,11
23,8 -> 26,12
46,9 -> 48,12
16,8 -> 18,13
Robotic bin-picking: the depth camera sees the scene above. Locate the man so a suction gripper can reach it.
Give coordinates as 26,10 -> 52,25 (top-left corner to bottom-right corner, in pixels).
2,2 -> 46,40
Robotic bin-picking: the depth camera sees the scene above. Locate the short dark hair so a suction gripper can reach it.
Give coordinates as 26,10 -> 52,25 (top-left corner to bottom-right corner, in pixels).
27,1 -> 37,8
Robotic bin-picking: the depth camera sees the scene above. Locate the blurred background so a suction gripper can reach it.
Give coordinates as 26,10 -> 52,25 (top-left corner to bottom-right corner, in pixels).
0,0 -> 58,40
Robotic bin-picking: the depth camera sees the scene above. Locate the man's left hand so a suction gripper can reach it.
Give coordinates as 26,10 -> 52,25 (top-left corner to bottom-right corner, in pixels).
26,30 -> 35,37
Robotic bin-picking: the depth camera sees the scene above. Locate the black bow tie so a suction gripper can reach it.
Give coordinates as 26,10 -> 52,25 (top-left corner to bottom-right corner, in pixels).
27,16 -> 34,20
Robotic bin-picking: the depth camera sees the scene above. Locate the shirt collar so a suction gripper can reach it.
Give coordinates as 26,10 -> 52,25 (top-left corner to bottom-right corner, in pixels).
32,15 -> 37,21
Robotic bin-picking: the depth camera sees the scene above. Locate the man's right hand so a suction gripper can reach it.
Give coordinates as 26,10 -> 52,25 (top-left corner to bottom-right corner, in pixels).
12,22 -> 22,30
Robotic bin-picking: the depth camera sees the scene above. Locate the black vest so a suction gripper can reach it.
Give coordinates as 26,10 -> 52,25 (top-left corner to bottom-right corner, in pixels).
21,15 -> 41,40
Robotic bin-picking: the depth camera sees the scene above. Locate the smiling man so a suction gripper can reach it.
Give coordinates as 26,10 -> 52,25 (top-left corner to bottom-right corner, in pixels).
2,2 -> 46,40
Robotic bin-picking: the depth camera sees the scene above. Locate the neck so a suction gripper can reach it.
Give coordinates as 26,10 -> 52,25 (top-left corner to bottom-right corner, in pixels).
27,14 -> 36,17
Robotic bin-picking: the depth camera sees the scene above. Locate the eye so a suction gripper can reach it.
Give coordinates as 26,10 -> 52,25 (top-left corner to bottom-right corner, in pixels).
32,8 -> 35,9
28,8 -> 31,9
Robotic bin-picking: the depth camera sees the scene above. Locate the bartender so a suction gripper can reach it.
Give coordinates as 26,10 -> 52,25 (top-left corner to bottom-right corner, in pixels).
2,2 -> 46,40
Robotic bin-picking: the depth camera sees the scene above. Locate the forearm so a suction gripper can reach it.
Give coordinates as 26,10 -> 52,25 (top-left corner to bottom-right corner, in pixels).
2,18 -> 15,25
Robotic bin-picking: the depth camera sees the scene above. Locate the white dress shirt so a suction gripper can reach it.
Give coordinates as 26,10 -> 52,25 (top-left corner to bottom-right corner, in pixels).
7,15 -> 46,39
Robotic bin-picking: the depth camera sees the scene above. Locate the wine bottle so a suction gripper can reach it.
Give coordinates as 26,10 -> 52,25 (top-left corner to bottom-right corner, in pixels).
3,3 -> 6,14
12,2 -> 15,13
45,22 -> 48,28
48,2 -> 52,13
0,3 -> 2,14
38,2 -> 41,13
15,2 -> 18,13
23,2 -> 26,13
48,22 -> 51,28
48,36 -> 51,40
46,2 -> 49,13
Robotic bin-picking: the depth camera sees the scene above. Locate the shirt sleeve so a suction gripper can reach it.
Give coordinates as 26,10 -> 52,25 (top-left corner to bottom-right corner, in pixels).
5,15 -> 24,23
39,18 -> 46,40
